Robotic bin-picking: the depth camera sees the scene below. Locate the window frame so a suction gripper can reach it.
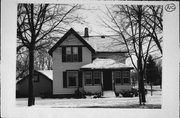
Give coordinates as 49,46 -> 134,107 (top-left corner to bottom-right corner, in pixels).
113,71 -> 122,85
122,71 -> 130,84
66,70 -> 78,87
72,47 -> 79,62
84,71 -> 101,86
66,47 -> 72,62
84,71 -> 92,86
93,71 -> 101,85
65,46 -> 79,62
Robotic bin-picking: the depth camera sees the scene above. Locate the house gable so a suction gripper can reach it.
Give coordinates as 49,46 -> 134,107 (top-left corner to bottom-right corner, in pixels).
48,28 -> 95,56
60,34 -> 83,46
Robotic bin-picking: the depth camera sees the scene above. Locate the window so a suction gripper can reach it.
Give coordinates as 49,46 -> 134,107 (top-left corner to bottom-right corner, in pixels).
72,47 -> 78,62
84,71 -> 92,85
67,71 -> 78,87
114,71 -> 121,84
62,46 -> 82,62
122,71 -> 130,84
84,71 -> 101,85
93,71 -> 101,85
66,47 -> 72,62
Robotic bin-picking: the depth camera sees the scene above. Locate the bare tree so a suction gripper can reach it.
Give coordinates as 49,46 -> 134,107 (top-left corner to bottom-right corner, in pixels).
17,3 -> 83,106
101,5 -> 163,105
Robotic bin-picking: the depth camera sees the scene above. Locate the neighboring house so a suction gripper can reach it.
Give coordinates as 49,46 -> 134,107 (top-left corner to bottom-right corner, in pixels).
16,70 -> 53,97
48,28 -> 133,96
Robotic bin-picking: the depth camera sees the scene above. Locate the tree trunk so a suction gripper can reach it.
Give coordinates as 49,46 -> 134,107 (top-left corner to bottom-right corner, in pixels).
151,83 -> 153,96
28,45 -> 35,106
137,70 -> 142,105
137,5 -> 146,104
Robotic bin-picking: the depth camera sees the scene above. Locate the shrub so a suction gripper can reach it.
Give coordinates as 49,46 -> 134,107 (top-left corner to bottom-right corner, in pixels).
92,92 -> 102,98
119,88 -> 146,97
120,90 -> 134,97
131,88 -> 139,97
74,89 -> 86,99
84,92 -> 103,98
115,92 -> 119,97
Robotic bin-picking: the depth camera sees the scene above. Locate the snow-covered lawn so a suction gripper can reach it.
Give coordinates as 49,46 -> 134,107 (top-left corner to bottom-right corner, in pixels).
16,87 -> 161,109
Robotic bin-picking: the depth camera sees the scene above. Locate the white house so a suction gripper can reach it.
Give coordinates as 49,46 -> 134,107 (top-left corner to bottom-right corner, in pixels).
48,28 -> 133,97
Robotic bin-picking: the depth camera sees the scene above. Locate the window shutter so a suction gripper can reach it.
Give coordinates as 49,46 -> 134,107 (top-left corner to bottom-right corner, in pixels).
78,47 -> 82,62
113,72 -> 116,84
121,71 -> 123,85
92,71 -> 94,85
78,71 -> 82,87
63,71 -> 67,88
62,47 -> 66,62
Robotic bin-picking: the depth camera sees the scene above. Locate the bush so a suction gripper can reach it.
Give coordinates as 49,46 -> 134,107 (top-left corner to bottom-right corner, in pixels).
74,89 -> 86,99
84,92 -> 103,98
131,88 -> 139,97
115,92 -> 119,97
92,92 -> 102,98
121,88 -> 147,97
120,90 -> 134,97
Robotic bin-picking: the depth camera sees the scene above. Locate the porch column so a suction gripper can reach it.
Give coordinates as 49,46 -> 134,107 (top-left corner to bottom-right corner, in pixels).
101,71 -> 103,91
112,71 -> 115,92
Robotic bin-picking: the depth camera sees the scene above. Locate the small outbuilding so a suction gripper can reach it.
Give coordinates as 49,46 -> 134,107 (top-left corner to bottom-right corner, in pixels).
16,70 -> 53,97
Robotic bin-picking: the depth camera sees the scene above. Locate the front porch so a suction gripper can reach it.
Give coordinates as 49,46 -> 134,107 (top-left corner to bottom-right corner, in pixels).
80,58 -> 134,94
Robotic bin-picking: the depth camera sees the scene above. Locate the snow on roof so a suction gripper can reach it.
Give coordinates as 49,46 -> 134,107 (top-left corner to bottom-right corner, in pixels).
81,58 -> 133,69
84,35 -> 127,52
37,70 -> 53,80
16,70 -> 53,83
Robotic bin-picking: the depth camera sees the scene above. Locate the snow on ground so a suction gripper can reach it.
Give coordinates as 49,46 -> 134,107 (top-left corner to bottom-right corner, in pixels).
16,86 -> 161,109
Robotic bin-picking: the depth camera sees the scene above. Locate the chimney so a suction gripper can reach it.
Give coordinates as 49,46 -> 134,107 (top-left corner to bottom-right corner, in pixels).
84,27 -> 89,38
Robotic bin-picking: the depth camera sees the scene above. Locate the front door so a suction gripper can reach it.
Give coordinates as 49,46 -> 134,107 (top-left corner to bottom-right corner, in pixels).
103,70 -> 112,90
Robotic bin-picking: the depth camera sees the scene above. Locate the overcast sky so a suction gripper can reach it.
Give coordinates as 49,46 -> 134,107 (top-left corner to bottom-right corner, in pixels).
69,4 -> 114,36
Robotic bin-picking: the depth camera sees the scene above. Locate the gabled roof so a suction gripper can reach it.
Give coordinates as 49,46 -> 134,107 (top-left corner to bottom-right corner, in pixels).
84,35 -> 127,52
37,70 -> 53,80
81,58 -> 133,70
17,70 -> 53,84
48,28 -> 95,56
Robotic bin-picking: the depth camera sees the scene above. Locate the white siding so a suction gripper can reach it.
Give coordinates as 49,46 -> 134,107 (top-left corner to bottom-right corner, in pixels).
53,45 -> 92,95
84,86 -> 102,93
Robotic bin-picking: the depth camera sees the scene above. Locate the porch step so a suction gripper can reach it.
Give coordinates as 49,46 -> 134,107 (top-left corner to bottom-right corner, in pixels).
102,91 -> 116,98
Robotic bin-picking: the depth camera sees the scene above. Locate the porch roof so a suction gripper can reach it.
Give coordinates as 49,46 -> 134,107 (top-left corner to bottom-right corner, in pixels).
81,58 -> 134,70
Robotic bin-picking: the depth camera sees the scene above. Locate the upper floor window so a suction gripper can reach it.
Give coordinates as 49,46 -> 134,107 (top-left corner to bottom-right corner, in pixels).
62,46 -> 82,62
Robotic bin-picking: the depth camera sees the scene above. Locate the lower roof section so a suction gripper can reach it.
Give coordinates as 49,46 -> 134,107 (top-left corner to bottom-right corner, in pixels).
81,58 -> 134,70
